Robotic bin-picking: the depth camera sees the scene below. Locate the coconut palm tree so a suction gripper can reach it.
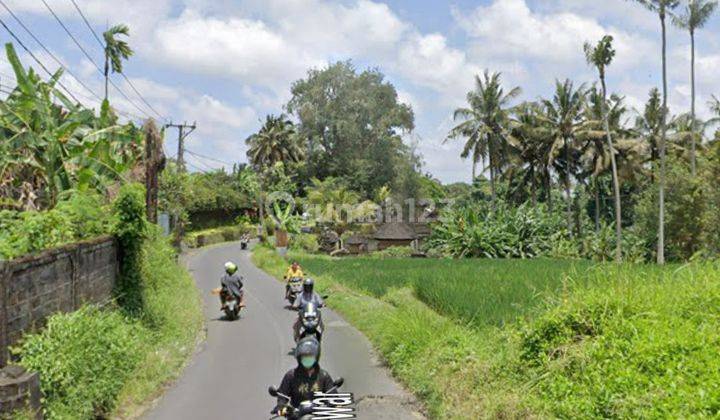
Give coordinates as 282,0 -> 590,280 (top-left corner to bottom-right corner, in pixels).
507,102 -> 550,206
103,24 -> 133,102
584,35 -> 623,262
246,114 -> 304,170
579,88 -> 629,233
634,88 -> 664,167
542,79 -> 586,235
627,0 -> 679,264
673,0 -> 717,176
446,70 -> 521,206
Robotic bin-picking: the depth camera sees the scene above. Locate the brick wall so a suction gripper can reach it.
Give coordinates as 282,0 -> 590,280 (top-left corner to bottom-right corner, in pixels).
0,237 -> 118,366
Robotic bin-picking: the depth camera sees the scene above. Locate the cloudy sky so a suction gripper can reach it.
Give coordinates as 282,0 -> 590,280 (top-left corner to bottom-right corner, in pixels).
1,0 -> 719,183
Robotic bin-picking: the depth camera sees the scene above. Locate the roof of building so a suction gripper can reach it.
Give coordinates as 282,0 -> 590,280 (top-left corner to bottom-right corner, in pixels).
345,234 -> 369,245
373,222 -> 417,240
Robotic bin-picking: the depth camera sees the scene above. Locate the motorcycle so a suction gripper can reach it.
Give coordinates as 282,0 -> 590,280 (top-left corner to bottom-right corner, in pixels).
295,301 -> 323,343
285,277 -> 303,304
240,234 -> 249,250
212,287 -> 242,320
268,378 -> 344,420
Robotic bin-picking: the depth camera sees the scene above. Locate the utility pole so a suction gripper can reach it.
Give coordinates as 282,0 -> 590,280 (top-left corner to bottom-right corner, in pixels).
164,121 -> 196,172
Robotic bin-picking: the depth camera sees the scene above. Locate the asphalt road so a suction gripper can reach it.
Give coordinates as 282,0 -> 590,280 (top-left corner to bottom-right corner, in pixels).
144,242 -> 423,419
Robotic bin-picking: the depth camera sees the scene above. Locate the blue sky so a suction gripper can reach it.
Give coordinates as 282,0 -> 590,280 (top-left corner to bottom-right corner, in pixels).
1,0 -> 719,183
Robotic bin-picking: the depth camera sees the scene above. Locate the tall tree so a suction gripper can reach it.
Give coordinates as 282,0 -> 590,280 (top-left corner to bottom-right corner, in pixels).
103,24 -> 133,102
634,88 -> 664,168
286,61 -> 415,199
627,0 -> 679,264
246,114 -> 304,170
584,35 -> 623,262
542,79 -> 586,235
507,102 -> 550,206
446,70 -> 521,206
673,0 -> 717,176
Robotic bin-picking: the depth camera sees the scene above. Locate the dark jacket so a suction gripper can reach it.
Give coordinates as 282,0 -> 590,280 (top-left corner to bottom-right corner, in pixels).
276,366 -> 334,409
292,292 -> 324,311
220,273 -> 243,298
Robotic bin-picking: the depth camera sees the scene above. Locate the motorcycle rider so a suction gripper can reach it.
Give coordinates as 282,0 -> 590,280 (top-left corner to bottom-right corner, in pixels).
272,337 -> 335,415
283,261 -> 305,300
220,261 -> 245,309
292,278 -> 324,341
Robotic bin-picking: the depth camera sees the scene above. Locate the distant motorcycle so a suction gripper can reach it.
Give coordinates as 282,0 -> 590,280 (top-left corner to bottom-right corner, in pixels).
240,234 -> 249,250
268,378 -> 344,420
285,277 -> 303,305
295,301 -> 323,343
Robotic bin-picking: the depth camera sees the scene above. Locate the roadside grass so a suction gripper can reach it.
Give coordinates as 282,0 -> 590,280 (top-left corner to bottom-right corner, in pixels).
15,229 -> 203,419
253,247 -> 720,419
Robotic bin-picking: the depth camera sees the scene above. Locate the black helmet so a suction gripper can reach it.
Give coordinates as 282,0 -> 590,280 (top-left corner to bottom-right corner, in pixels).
295,336 -> 320,369
303,277 -> 314,293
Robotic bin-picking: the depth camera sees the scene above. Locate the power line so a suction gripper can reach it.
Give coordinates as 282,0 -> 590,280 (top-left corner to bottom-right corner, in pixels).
40,0 -> 151,120
0,16 -> 83,104
0,0 -> 102,102
186,153 -> 214,172
185,148 -> 235,166
68,0 -> 167,122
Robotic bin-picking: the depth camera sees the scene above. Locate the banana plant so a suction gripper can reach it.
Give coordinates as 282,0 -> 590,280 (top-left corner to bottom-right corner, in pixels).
0,43 -> 142,210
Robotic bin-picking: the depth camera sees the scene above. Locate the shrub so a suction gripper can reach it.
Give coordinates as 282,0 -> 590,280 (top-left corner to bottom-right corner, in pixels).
290,233 -> 319,253
113,183 -> 147,313
426,202 -> 567,258
15,306 -> 148,419
0,191 -> 113,260
370,246 -> 414,258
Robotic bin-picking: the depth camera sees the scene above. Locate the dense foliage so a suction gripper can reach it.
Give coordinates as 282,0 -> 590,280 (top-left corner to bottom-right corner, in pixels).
0,43 -> 142,211
426,202 -> 566,258
113,183 -> 147,313
16,307 -> 147,419
0,191 -> 112,260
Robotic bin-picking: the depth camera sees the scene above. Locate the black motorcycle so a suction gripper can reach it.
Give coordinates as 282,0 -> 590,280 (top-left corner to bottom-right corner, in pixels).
285,277 -> 303,305
295,301 -> 323,343
268,378 -> 344,420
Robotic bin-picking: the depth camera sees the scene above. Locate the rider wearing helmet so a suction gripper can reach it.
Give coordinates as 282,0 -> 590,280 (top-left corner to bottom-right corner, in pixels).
220,261 -> 245,309
292,278 -> 324,341
273,337 -> 334,414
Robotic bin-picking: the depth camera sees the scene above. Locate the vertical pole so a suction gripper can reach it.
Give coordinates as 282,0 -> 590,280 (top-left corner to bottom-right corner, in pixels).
176,124 -> 185,173
0,261 -> 9,367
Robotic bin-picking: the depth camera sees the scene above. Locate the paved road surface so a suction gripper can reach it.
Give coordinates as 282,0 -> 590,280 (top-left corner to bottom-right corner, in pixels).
144,242 -> 423,419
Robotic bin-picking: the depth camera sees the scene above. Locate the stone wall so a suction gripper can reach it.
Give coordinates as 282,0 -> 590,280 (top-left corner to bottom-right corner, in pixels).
0,237 -> 118,366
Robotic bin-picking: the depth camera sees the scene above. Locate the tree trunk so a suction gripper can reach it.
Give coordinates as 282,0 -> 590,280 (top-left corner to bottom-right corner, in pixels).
104,51 -> 109,102
690,29 -> 697,177
601,75 -> 623,263
564,138 -> 573,236
545,172 -> 553,212
531,168 -> 537,207
594,179 -> 600,232
658,12 -> 668,265
472,159 -> 476,182
489,150 -> 497,209
144,119 -> 165,224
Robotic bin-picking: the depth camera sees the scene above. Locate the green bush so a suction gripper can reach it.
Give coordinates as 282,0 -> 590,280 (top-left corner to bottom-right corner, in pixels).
290,233 -> 319,253
369,246 -> 414,258
16,306 -> 148,419
516,263 -> 720,418
426,202 -> 567,258
0,191 -> 112,260
113,183 -> 147,313
185,223 -> 253,248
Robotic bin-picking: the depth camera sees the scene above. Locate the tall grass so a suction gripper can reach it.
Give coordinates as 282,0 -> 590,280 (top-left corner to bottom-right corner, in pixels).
296,256 -> 592,327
